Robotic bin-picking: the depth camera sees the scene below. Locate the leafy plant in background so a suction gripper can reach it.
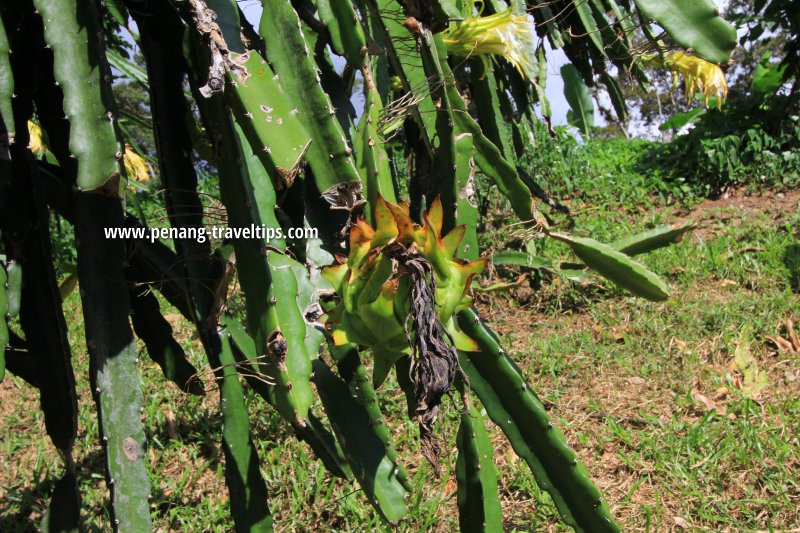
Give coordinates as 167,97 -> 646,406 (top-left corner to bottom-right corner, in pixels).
0,0 -> 737,531
645,54 -> 800,194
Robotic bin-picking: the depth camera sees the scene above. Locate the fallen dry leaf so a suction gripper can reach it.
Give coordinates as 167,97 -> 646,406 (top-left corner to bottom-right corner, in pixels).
767,335 -> 796,353
692,386 -> 727,416
165,408 -> 180,441
672,516 -> 690,529
787,318 -> 800,351
713,387 -> 729,401
672,337 -> 690,354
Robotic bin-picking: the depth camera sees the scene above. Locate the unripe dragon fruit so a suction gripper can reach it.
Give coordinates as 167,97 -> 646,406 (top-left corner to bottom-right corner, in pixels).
321,196 -> 486,387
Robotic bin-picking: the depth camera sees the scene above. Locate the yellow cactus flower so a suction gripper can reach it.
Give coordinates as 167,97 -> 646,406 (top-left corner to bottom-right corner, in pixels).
123,144 -> 151,184
27,120 -> 47,158
642,52 -> 728,109
442,3 -> 534,79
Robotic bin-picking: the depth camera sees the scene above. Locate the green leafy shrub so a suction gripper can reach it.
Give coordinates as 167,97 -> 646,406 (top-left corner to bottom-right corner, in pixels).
643,93 -> 800,194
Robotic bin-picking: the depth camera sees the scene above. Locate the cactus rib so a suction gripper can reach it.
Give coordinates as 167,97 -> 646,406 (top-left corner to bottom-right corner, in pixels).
0,265 -> 7,381
332,344 -> 413,491
549,233 -> 670,301
457,308 -> 621,533
218,329 -> 274,531
32,0 -> 125,196
129,284 -> 204,395
76,193 -> 151,532
314,349 -> 408,523
223,314 -> 353,479
455,387 -> 503,532
315,0 -> 366,68
258,0 -> 363,206
355,55 -> 397,218
0,15 -> 13,161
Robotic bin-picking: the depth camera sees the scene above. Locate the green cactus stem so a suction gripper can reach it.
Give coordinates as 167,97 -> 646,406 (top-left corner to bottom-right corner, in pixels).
455,385 -> 503,532
258,0 -> 364,215
0,15 -> 13,162
0,264 -> 7,381
32,0 -> 125,196
355,54 -> 397,219
331,343 -> 413,492
457,308 -> 620,532
128,284 -> 204,395
218,329 -> 274,532
32,0 -> 151,527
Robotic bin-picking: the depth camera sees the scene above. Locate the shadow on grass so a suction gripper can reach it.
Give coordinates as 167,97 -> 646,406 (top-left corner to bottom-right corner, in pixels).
784,243 -> 800,292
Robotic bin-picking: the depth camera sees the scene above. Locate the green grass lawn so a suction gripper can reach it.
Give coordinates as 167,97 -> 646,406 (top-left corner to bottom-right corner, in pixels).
2,184 -> 799,531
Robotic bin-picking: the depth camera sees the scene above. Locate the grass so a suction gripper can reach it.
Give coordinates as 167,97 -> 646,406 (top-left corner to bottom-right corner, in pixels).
2,160 -> 800,531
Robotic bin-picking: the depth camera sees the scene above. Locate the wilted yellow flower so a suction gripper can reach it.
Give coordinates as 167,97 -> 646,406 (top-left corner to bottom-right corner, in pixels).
642,52 -> 728,109
27,120 -> 47,158
442,3 -> 534,79
123,144 -> 151,184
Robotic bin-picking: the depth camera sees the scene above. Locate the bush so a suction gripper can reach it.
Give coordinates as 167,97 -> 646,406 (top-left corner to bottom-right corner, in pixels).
642,94 -> 800,194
